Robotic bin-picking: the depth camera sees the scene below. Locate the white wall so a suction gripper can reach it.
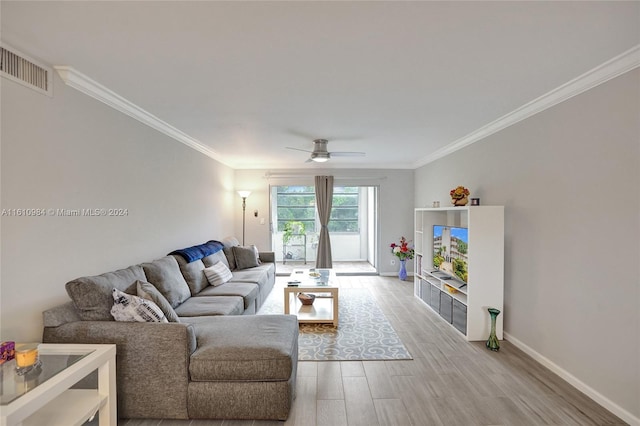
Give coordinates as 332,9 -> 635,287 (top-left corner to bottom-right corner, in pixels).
234,168 -> 414,275
1,73 -> 235,342
415,69 -> 640,422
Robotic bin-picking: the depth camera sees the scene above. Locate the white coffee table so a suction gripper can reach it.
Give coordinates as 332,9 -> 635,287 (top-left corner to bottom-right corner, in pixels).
284,269 -> 339,327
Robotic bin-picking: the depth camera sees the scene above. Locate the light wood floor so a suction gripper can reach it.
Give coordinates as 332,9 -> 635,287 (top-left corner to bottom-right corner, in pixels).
119,276 -> 625,426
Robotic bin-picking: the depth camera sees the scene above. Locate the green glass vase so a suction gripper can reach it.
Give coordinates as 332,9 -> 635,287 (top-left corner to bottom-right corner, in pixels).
486,308 -> 500,351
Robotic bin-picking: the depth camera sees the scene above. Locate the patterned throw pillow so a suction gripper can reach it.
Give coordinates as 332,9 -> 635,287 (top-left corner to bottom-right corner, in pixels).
136,281 -> 180,323
203,262 -> 233,286
110,288 -> 168,323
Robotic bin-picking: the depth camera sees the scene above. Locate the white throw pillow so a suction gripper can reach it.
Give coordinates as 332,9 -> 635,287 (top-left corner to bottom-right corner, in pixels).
203,262 -> 233,286
110,288 -> 168,323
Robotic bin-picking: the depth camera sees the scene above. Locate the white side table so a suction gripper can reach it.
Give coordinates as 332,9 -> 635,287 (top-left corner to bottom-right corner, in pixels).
0,343 -> 117,426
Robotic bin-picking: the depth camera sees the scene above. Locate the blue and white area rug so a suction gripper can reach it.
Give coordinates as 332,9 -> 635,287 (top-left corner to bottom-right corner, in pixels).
258,287 -> 413,361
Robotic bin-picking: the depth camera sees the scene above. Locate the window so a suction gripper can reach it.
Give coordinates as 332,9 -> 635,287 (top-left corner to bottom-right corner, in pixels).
276,186 -> 316,232
273,185 -> 360,233
329,187 -> 359,232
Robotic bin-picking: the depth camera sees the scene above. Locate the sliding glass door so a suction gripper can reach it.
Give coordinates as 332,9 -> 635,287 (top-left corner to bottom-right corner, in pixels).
270,185 -> 378,274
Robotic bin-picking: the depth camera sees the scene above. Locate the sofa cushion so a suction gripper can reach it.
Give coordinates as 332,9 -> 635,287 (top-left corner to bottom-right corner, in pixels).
196,282 -> 259,310
110,288 -> 168,323
222,247 -> 237,270
257,251 -> 275,264
203,262 -> 232,286
174,296 -> 244,317
66,265 -> 146,321
42,302 -> 81,327
172,255 -> 208,295
142,256 -> 191,308
189,315 -> 298,382
136,280 -> 180,323
221,236 -> 240,248
202,250 -> 229,270
229,264 -> 271,286
233,246 -> 260,269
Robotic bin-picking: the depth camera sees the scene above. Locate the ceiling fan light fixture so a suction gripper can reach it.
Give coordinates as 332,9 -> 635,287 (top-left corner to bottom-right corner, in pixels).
287,138 -> 364,163
310,152 -> 330,162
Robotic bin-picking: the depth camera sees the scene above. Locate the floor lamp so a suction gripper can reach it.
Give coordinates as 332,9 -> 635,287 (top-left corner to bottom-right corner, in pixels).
237,191 -> 251,245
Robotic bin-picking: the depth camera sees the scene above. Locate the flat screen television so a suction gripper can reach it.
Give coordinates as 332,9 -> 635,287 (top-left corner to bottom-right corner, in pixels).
433,225 -> 469,284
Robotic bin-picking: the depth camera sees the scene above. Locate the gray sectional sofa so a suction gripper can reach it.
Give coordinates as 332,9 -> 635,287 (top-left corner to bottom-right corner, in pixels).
41,242 -> 298,421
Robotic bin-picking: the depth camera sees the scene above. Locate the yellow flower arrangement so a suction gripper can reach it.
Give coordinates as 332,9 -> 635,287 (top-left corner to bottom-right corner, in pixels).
450,186 -> 470,199
450,186 -> 470,206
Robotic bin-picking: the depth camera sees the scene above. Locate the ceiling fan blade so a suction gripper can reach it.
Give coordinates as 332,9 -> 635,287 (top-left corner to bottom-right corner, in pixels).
285,129 -> 320,141
305,158 -> 314,163
330,152 -> 366,157
286,147 -> 313,153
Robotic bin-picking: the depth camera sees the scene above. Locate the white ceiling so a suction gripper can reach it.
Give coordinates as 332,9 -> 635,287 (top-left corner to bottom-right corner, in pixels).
2,1 -> 639,169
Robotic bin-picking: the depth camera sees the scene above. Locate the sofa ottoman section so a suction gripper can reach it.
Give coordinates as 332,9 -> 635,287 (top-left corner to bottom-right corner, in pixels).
195,283 -> 259,314
187,315 -> 298,420
188,379 -> 295,420
174,296 -> 243,317
189,315 -> 297,381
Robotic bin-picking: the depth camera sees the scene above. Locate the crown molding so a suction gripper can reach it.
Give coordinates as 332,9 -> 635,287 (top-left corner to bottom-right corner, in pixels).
53,43 -> 639,172
414,44 -> 640,168
54,66 -> 229,166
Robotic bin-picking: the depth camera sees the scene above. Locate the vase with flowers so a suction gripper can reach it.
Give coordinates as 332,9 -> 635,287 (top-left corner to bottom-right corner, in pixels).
450,186 -> 470,206
390,236 -> 414,280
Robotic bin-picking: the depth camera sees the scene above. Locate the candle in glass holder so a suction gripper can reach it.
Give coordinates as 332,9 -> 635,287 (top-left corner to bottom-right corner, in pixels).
15,345 -> 38,368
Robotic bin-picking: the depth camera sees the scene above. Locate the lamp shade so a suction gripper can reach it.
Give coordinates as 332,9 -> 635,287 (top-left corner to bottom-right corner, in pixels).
237,190 -> 251,198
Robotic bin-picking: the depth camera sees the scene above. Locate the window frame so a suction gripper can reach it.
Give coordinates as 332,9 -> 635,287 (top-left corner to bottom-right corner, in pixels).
273,185 -> 361,234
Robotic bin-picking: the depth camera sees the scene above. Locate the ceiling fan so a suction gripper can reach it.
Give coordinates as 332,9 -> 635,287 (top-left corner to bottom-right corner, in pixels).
286,139 -> 366,163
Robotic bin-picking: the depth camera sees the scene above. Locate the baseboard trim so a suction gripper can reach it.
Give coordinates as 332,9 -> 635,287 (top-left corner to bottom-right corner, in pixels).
504,332 -> 639,426
380,272 -> 413,278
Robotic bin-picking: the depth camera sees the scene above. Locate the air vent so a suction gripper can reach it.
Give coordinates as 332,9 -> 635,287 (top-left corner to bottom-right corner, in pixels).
1,44 -> 52,96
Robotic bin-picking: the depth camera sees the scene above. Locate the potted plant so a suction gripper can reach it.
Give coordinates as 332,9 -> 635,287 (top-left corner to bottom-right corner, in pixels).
282,221 -> 306,245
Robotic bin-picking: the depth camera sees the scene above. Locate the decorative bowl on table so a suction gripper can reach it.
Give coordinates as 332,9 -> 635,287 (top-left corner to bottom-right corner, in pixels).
298,293 -> 316,305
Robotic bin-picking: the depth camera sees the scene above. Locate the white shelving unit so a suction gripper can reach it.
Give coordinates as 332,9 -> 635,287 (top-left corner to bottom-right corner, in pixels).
414,206 -> 504,341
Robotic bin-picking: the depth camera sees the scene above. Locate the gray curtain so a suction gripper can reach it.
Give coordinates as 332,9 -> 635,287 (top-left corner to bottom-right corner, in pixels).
314,175 -> 334,268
